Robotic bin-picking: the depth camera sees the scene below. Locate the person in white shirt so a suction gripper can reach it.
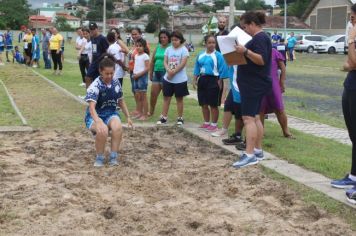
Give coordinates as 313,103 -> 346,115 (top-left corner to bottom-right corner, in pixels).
107,32 -> 125,86
77,28 -> 91,86
132,38 -> 150,120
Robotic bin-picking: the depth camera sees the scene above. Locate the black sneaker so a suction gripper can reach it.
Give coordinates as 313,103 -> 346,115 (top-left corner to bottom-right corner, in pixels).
156,115 -> 167,125
222,134 -> 243,145
235,141 -> 246,151
176,117 -> 184,125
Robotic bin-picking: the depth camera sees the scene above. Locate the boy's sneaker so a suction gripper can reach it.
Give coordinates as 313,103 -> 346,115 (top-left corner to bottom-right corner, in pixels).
206,125 -> 218,132
199,123 -> 210,129
156,115 -> 167,125
109,156 -> 118,166
211,128 -> 228,137
235,141 -> 246,151
94,156 -> 105,167
176,117 -> 184,125
346,187 -> 356,204
331,175 -> 356,189
232,153 -> 258,169
255,151 -> 265,161
222,134 -> 242,145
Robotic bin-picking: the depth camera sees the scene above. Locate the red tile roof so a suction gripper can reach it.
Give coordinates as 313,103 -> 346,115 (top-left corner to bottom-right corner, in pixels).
265,16 -> 310,29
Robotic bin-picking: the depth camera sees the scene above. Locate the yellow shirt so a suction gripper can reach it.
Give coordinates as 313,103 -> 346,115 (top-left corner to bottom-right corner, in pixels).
49,34 -> 63,50
24,33 -> 33,43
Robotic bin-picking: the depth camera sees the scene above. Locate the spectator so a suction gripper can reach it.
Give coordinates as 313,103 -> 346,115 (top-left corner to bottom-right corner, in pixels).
149,29 -> 171,117
31,28 -> 40,68
42,29 -> 51,69
23,29 -> 33,66
4,29 -> 14,63
287,32 -> 297,61
77,28 -> 91,87
49,27 -> 63,75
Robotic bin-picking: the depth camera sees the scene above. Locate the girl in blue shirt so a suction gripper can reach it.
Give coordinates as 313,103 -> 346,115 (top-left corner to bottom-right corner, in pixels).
85,55 -> 133,167
193,35 -> 228,132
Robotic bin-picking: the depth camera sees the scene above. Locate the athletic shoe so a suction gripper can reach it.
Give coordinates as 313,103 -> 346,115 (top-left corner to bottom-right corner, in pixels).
109,156 -> 118,166
94,156 -> 105,167
255,151 -> 265,161
79,83 -> 86,87
32,64 -> 38,68
346,187 -> 356,204
156,115 -> 167,125
211,128 -> 228,137
331,175 -> 356,189
233,153 -> 258,169
206,125 -> 218,132
199,123 -> 210,129
222,134 -> 243,145
235,141 -> 246,151
176,117 -> 184,126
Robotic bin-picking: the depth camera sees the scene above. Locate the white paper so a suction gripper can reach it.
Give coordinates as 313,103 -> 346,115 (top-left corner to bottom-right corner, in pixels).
217,26 -> 252,55
229,26 -> 252,46
217,35 -> 238,54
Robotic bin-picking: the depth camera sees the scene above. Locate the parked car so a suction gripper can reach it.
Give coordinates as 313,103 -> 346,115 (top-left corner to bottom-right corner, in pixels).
315,35 -> 345,54
295,35 -> 327,53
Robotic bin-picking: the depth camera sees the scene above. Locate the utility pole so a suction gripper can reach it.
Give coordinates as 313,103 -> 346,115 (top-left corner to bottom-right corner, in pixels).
284,0 -> 287,39
229,0 -> 235,30
103,0 -> 106,34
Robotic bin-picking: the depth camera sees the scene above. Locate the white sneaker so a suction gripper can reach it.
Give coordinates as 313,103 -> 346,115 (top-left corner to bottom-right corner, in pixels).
211,128 -> 228,137
79,83 -> 86,87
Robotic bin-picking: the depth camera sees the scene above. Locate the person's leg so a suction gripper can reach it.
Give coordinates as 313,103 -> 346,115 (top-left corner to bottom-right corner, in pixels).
259,111 -> 265,126
210,106 -> 219,124
6,50 -> 9,62
108,117 -> 122,165
58,52 -> 63,73
201,105 -> 210,123
235,118 -> 244,135
149,83 -> 162,116
79,57 -> 86,83
344,90 -> 356,176
243,116 -> 258,155
161,96 -> 172,117
275,110 -> 292,137
134,91 -> 142,117
90,122 -> 108,166
51,50 -> 58,72
142,92 -> 148,119
176,96 -> 184,118
254,114 -> 264,150
221,79 -> 229,105
131,74 -> 140,115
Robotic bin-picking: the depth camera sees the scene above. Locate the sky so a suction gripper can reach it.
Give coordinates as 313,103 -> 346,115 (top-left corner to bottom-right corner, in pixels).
28,0 -> 277,9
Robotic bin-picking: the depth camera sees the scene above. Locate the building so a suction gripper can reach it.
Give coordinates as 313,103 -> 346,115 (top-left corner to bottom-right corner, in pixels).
264,16 -> 312,38
55,13 -> 81,29
302,0 -> 356,35
29,15 -> 53,29
170,12 -> 212,30
106,18 -> 125,29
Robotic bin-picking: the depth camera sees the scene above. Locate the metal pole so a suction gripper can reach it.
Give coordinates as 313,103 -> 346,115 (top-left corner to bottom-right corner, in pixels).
284,0 -> 287,39
229,0 -> 235,30
103,0 -> 106,34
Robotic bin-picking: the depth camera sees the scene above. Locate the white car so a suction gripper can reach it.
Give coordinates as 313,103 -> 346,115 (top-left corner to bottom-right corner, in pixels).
295,35 -> 327,53
315,35 -> 346,54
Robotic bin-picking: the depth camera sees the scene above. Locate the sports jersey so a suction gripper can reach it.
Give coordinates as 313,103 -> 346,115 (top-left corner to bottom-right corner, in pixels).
193,50 -> 228,78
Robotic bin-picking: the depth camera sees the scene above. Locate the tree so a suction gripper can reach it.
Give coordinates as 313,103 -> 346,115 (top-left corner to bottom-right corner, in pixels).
183,0 -> 192,5
276,0 -> 309,17
86,0 -> 114,21
0,0 -> 30,29
77,0 -> 88,6
214,0 -> 229,10
55,16 -> 72,31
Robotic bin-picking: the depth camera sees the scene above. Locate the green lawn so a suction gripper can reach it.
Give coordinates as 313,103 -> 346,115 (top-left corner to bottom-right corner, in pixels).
0,78 -> 22,126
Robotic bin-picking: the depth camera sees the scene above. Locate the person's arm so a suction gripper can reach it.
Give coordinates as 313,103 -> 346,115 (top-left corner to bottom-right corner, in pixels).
235,43 -> 265,65
149,47 -> 157,81
278,60 -> 286,93
117,99 -> 133,127
347,25 -> 356,68
57,37 -> 62,54
75,38 -> 82,50
193,54 -> 200,88
117,39 -> 129,54
77,41 -> 85,58
88,101 -> 107,135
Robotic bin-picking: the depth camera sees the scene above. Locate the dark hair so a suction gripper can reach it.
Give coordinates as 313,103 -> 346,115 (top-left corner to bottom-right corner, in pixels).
171,30 -> 185,44
131,27 -> 142,35
158,29 -> 171,44
107,32 -> 116,43
110,27 -> 121,40
204,34 -> 215,44
76,27 -> 82,31
82,28 -> 90,34
240,11 -> 266,26
352,4 -> 356,13
136,38 -> 149,55
99,54 -> 116,70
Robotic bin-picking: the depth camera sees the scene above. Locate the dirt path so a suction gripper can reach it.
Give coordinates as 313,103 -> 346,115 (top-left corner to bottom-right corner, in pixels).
0,127 -> 354,235
0,64 -> 84,129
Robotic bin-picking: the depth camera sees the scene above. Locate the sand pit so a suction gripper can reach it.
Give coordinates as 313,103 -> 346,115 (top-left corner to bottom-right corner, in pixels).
0,127 -> 354,235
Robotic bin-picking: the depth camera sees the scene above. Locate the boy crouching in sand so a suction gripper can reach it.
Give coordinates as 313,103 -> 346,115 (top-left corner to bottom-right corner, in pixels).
85,54 -> 133,167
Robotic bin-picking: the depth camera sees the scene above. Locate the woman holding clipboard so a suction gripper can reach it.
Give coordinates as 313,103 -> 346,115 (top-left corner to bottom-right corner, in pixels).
232,11 -> 272,168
